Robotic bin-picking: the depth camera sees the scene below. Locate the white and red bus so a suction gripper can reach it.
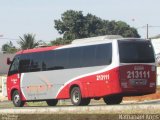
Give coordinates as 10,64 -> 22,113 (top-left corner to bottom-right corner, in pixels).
7,36 -> 156,107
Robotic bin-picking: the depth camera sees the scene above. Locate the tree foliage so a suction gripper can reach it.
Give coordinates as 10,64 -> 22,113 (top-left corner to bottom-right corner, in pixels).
18,33 -> 39,50
1,41 -> 17,53
50,37 -> 72,46
54,10 -> 140,44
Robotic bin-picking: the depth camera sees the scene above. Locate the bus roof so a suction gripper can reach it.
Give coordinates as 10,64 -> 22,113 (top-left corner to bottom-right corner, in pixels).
16,46 -> 61,55
15,35 -> 148,55
72,35 -> 123,44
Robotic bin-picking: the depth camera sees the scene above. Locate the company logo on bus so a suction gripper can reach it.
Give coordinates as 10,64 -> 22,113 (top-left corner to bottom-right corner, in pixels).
26,84 -> 53,93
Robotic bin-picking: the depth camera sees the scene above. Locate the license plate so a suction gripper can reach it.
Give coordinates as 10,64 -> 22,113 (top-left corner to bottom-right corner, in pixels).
129,79 -> 147,86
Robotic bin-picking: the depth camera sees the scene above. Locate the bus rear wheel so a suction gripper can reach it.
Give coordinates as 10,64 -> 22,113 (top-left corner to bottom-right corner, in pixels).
70,87 -> 90,106
46,99 -> 58,106
103,95 -> 123,105
82,98 -> 91,105
12,90 -> 25,107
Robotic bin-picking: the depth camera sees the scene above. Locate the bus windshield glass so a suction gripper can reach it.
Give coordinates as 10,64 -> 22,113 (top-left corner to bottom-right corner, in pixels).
118,40 -> 155,63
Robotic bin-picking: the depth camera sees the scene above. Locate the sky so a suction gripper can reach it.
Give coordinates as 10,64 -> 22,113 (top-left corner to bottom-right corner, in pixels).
0,0 -> 160,47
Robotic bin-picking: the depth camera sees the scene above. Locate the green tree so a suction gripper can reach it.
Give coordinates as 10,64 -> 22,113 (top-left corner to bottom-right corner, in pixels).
1,41 -> 17,53
54,10 -> 87,40
18,33 -> 39,50
50,37 -> 72,45
54,10 -> 140,43
84,13 -> 107,37
113,21 -> 140,37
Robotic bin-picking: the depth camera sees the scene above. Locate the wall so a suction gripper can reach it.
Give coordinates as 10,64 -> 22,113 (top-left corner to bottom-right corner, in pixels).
151,38 -> 160,54
0,53 -> 15,75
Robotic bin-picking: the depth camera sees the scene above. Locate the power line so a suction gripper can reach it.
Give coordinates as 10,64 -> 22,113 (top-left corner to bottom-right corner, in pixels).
136,24 -> 160,39
0,38 -> 20,40
137,25 -> 160,29
0,37 -> 52,44
0,37 -> 51,41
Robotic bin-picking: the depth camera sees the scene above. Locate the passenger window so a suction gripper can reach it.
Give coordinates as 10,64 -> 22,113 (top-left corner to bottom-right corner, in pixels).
42,51 -> 56,70
55,49 -> 69,69
95,43 -> 112,65
8,57 -> 19,75
30,53 -> 43,72
68,47 -> 82,68
82,45 -> 96,67
19,54 -> 31,73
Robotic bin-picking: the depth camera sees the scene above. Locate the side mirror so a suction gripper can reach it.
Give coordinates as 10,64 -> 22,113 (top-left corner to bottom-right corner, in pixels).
7,58 -> 12,65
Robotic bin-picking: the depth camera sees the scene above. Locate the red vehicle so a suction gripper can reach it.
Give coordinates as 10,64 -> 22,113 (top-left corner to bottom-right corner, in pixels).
7,36 -> 156,107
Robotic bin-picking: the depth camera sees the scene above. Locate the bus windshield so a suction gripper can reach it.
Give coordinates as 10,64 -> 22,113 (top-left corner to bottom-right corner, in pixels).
118,40 -> 155,63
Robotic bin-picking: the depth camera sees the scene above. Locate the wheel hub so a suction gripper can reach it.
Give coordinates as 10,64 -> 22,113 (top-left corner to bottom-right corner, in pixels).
14,94 -> 20,104
73,91 -> 80,103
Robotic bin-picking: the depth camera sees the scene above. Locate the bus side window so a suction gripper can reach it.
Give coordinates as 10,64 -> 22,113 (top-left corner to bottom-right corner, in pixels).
81,45 -> 96,67
68,47 -> 82,68
30,53 -> 42,72
19,54 -> 31,73
95,43 -> 112,66
55,49 -> 69,69
42,51 -> 56,71
8,57 -> 19,76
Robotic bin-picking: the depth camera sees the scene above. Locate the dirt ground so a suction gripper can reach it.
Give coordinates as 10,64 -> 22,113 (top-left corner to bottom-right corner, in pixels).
123,86 -> 160,101
0,94 -> 7,102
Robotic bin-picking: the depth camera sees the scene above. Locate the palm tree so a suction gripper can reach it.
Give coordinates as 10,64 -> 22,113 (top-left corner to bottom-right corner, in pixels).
18,33 -> 39,50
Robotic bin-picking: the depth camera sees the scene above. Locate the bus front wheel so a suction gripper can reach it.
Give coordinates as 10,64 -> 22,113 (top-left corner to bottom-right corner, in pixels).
70,87 -> 90,106
103,95 -> 123,105
12,90 -> 25,107
46,99 -> 58,106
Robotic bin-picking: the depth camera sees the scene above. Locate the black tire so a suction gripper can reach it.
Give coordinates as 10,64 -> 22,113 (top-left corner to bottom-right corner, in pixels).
12,90 -> 25,107
103,95 -> 123,105
70,87 -> 82,106
70,87 -> 90,106
82,98 -> 91,105
46,99 -> 58,106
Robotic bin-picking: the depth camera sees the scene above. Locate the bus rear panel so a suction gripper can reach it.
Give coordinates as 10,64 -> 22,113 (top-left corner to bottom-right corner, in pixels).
118,40 -> 156,96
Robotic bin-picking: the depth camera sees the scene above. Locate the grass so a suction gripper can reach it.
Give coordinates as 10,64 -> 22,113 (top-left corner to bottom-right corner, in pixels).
0,102 -> 13,108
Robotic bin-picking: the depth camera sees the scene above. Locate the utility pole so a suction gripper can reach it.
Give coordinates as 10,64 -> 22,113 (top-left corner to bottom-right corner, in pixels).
137,24 -> 160,39
146,24 -> 149,39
